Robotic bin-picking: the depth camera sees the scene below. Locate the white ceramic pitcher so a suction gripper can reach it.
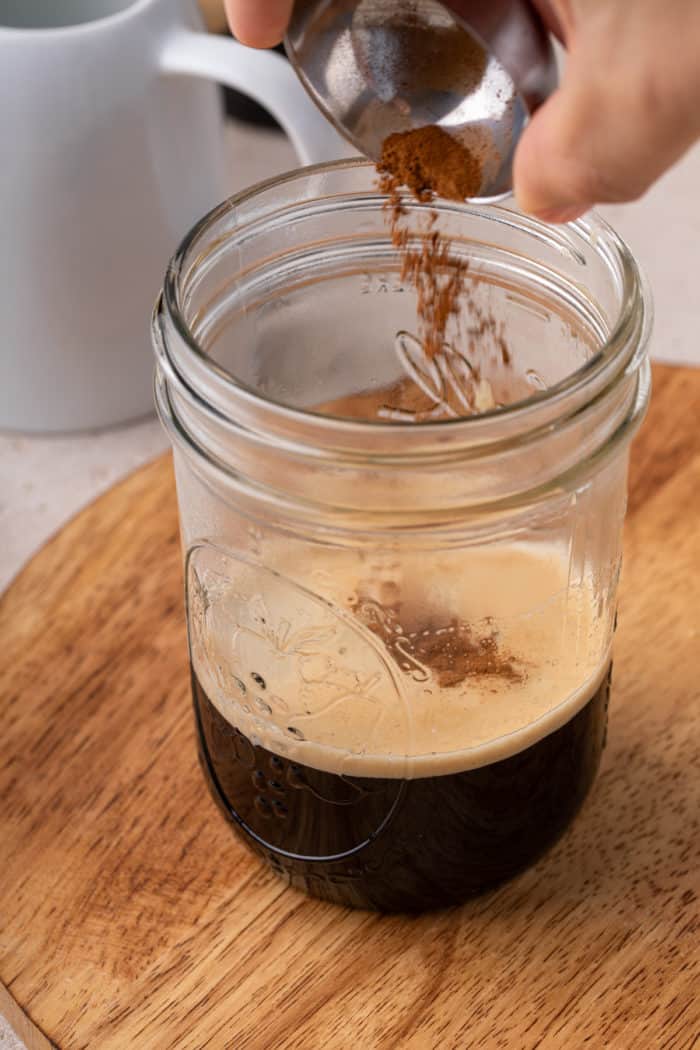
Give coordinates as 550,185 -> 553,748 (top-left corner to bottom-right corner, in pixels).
0,0 -> 343,432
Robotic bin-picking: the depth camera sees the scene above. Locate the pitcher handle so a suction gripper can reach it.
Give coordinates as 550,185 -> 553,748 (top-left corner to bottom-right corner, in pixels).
159,30 -> 345,165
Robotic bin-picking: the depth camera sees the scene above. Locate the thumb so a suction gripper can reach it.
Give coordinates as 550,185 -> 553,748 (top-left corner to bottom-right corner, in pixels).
514,55 -> 698,223
224,0 -> 293,48
513,83 -> 595,222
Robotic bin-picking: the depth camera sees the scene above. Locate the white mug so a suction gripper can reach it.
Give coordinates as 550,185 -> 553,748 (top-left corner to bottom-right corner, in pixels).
0,0 -> 344,432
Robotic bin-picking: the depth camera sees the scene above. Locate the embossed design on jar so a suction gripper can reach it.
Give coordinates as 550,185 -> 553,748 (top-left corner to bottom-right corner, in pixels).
360,271 -> 405,295
194,668 -> 406,859
187,543 -> 413,856
185,546 -> 411,768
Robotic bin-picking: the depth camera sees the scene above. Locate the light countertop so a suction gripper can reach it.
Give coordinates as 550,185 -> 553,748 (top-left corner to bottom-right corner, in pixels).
1,120 -> 699,1050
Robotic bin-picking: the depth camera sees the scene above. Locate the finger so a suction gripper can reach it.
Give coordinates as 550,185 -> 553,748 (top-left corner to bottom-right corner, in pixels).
224,0 -> 294,48
514,60 -> 699,222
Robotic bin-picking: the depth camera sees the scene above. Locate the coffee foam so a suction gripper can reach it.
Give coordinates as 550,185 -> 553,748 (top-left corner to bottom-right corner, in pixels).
191,543 -> 611,778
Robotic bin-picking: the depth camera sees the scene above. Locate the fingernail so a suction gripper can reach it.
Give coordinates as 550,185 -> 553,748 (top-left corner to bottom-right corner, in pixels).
534,203 -> 591,224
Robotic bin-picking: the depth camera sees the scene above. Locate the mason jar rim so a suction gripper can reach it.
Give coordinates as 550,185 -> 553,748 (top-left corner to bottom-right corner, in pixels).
159,158 -> 651,445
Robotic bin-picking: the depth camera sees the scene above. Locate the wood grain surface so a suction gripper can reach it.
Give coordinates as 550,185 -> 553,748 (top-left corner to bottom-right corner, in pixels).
1,364 -> 699,1050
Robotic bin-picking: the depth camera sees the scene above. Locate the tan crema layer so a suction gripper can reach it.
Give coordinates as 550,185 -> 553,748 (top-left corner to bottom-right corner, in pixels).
192,542 -> 610,779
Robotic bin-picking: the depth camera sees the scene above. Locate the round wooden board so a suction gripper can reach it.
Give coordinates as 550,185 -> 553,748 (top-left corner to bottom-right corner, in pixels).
1,364 -> 699,1050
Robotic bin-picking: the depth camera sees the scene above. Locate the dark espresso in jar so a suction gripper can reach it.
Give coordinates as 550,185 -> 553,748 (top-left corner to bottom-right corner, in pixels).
188,541 -> 612,912
194,667 -> 610,911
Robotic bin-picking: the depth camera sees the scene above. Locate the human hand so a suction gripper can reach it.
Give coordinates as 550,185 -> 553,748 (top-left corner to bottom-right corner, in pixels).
224,0 -> 700,222
518,0 -> 700,220
224,0 -> 293,50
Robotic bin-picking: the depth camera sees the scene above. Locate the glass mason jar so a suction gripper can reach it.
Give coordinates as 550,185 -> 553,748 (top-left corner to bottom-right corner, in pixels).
152,160 -> 651,912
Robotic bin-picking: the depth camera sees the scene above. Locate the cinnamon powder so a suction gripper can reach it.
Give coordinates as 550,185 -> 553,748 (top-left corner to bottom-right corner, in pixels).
323,114 -> 519,683
352,594 -> 522,689
376,125 -> 485,363
399,223 -> 467,361
378,125 -> 483,203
